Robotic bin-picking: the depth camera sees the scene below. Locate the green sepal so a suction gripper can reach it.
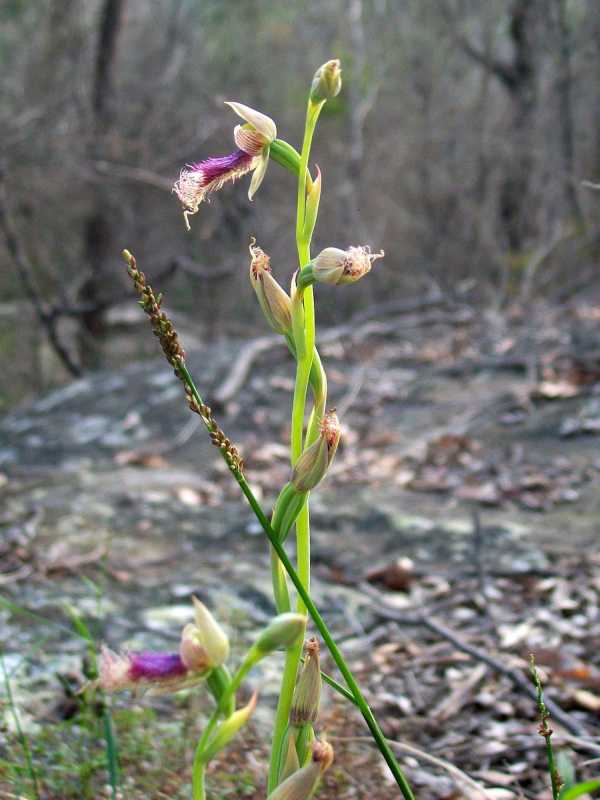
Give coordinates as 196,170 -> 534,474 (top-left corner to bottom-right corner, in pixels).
271,139 -> 313,191
294,723 -> 315,767
296,265 -> 316,292
277,725 -> 301,784
303,167 -> 321,241
272,482 -> 308,543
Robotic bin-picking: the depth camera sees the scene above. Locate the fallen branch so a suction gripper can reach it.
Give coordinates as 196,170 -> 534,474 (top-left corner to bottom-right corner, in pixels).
363,583 -> 591,739
211,301 -> 473,408
212,335 -> 282,408
0,170 -> 81,377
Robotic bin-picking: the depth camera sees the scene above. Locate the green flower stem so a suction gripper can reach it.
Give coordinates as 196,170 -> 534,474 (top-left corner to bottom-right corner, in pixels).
269,98 -> 325,792
271,344 -> 326,615
177,360 -> 414,798
271,546 -> 292,613
192,651 -> 259,800
270,139 -> 312,190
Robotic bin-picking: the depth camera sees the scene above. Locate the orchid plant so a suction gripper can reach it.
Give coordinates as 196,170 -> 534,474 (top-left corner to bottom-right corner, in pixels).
110,60 -> 417,800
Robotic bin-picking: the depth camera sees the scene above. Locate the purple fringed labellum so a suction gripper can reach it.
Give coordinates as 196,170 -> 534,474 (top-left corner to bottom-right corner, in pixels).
193,149 -> 254,186
98,646 -> 208,695
128,651 -> 188,682
174,150 -> 255,228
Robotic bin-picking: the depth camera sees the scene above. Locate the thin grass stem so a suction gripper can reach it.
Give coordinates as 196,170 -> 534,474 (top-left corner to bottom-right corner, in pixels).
1,653 -> 41,800
530,655 -> 562,799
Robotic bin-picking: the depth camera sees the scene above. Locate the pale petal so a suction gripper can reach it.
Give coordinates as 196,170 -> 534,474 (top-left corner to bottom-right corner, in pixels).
192,596 -> 230,666
225,101 -> 277,142
248,149 -> 270,200
234,123 -> 267,155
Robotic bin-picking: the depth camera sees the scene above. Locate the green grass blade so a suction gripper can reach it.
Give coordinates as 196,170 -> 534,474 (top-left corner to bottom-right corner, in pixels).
559,780 -> 600,799
1,652 -> 41,799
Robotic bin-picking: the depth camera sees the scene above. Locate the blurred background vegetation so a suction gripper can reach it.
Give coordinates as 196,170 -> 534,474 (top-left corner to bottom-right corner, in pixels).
1,0 -> 599,408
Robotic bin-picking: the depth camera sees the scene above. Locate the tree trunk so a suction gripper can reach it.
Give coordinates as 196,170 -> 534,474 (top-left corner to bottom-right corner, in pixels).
496,0 -> 538,255
551,0 -> 584,229
78,0 -> 127,369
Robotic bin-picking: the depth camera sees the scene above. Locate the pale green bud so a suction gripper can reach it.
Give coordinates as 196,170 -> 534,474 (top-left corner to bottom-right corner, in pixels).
255,613 -> 306,656
291,410 -> 340,493
267,740 -> 334,800
312,246 -> 384,286
272,482 -> 307,544
249,238 -> 292,335
291,638 -> 321,726
198,691 -> 257,763
310,60 -> 342,102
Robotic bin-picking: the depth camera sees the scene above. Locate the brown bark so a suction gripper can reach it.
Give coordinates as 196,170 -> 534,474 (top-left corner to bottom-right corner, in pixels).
497,0 -> 538,254
461,0 -> 539,254
551,0 -> 584,228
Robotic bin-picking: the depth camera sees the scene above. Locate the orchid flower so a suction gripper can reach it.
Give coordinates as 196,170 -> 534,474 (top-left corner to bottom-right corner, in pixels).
98,596 -> 229,695
173,102 -> 277,230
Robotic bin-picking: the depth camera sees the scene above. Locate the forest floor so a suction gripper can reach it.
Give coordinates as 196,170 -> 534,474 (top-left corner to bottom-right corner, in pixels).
1,295 -> 600,799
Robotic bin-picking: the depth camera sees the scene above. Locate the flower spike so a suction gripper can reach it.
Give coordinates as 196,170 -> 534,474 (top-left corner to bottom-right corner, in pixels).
173,103 -> 277,229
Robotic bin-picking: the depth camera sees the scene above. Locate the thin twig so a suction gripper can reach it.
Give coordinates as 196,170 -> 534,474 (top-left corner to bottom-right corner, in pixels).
0,170 -> 81,377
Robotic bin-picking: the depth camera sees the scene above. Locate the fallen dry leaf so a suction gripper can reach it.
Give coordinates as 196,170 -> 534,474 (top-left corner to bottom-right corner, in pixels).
531,380 -> 580,400
572,688 -> 600,712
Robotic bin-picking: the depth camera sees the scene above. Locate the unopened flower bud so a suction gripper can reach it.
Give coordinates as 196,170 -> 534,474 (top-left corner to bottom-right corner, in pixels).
291,638 -> 321,726
255,613 -> 306,656
312,246 -> 384,286
291,410 -> 340,493
249,238 -> 292,335
198,691 -> 258,763
310,59 -> 342,102
267,740 -> 334,800
190,596 -> 230,667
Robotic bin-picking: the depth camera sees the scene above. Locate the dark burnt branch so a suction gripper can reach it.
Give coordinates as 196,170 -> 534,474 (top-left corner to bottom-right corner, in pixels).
457,35 -> 518,90
93,0 -> 126,126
